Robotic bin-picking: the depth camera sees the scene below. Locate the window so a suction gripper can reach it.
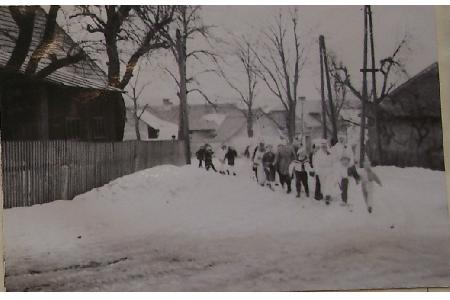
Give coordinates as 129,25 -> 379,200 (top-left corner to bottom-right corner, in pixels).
65,118 -> 81,140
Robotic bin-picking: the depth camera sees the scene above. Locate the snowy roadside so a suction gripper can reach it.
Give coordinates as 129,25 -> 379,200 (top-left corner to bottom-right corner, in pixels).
4,161 -> 450,291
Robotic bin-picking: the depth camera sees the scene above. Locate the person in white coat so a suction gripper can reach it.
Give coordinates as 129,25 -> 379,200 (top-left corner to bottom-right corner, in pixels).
312,141 -> 333,203
217,145 -> 228,175
360,158 -> 382,213
330,137 -> 360,203
252,141 -> 267,186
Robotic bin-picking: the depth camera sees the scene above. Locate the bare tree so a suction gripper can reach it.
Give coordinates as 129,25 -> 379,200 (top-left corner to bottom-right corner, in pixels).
162,5 -> 217,164
125,65 -> 151,141
70,5 -> 176,140
217,35 -> 258,138
252,8 -> 307,143
329,36 -> 409,160
320,53 -> 349,135
3,6 -> 86,79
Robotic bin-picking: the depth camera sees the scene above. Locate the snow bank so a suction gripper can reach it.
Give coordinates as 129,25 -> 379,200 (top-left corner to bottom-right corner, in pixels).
4,162 -> 450,291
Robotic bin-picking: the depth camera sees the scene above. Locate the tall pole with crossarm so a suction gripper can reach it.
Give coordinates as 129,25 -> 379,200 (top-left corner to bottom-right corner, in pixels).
359,5 -> 379,167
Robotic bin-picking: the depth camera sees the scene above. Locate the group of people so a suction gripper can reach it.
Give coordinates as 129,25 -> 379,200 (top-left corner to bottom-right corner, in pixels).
194,136 -> 382,214
251,136 -> 382,213
195,144 -> 238,176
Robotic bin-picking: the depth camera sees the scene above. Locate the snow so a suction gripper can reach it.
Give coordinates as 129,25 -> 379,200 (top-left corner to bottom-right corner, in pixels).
123,110 -> 178,141
139,111 -> 178,140
4,161 -> 450,291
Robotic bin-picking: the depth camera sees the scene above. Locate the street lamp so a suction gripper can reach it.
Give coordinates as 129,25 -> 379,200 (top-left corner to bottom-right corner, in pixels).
298,96 -> 306,137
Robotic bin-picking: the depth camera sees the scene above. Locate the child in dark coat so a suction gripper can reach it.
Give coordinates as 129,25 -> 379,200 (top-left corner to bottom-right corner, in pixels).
289,149 -> 311,198
196,146 -> 206,168
204,145 -> 217,172
262,145 -> 277,190
225,146 -> 238,175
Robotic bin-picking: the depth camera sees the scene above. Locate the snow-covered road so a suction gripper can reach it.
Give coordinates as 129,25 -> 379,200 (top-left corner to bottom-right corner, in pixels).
4,161 -> 450,291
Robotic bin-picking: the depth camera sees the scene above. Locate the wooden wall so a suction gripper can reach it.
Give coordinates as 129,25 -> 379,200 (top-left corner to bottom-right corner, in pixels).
1,140 -> 185,208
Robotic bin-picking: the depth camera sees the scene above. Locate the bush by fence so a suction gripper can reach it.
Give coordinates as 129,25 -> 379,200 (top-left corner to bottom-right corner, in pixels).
1,140 -> 185,208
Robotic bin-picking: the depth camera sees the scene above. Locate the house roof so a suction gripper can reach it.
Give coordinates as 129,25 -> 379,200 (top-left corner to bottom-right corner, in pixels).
148,102 -> 244,131
212,115 -> 247,143
210,107 -> 284,145
139,110 -> 178,135
0,7 -> 115,91
379,62 -> 440,118
262,100 -> 323,129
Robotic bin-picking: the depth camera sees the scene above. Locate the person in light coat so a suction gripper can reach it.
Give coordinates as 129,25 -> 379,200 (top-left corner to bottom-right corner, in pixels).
253,141 -> 267,186
360,158 -> 382,213
217,145 -> 228,175
312,140 -> 333,203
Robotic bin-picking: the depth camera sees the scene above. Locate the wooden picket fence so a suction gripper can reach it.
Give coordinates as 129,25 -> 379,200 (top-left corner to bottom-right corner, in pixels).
1,140 -> 185,208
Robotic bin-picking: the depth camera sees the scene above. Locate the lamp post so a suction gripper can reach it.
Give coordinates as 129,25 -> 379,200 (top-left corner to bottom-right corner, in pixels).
299,96 -> 306,136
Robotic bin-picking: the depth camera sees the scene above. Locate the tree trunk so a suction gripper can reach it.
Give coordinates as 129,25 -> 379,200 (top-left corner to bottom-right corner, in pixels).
176,29 -> 191,164
287,102 -> 296,143
246,108 -> 254,138
321,36 -> 338,143
104,31 -> 126,141
133,99 -> 141,141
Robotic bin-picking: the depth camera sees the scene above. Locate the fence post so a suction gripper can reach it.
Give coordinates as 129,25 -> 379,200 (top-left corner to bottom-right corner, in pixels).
61,165 -> 69,200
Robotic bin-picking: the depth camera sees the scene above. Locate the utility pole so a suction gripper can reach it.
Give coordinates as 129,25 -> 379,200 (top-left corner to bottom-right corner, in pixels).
359,5 -> 379,167
319,35 -> 327,140
176,28 -> 191,164
319,35 -> 338,143
367,5 -> 381,163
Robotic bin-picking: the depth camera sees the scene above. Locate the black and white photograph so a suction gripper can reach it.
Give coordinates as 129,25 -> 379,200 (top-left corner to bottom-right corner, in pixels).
0,4 -> 449,292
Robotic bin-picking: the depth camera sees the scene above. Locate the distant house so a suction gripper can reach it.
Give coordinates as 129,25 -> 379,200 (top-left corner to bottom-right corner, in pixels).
367,62 -> 443,170
148,102 -> 245,150
124,108 -> 178,141
0,7 -> 123,141
263,100 -> 323,151
212,108 -> 284,152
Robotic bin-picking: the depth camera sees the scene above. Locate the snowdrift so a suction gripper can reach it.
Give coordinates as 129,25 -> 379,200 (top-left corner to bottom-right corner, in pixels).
4,162 -> 450,291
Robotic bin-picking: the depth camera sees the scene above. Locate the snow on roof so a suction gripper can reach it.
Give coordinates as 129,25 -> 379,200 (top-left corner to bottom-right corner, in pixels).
139,110 -> 178,139
0,7 -> 115,91
149,103 -> 243,131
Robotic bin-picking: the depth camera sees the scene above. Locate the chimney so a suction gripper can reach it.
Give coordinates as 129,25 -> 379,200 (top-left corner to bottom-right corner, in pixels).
162,98 -> 173,106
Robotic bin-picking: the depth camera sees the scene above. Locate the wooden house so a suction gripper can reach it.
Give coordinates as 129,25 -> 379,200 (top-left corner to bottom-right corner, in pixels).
0,7 -> 123,141
367,62 -> 444,170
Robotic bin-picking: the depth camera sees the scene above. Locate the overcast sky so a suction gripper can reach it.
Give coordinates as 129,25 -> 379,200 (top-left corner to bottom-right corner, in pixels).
66,6 -> 438,108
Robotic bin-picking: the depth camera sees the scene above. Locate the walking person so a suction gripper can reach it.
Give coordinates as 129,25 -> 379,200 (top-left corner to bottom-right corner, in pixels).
204,144 -> 217,172
225,146 -> 238,176
253,141 -> 267,186
289,149 -> 311,198
252,140 -> 265,181
330,136 -> 360,184
262,145 -> 277,190
334,149 -> 354,205
360,159 -> 382,213
312,140 -> 333,204
217,145 -> 228,175
195,145 -> 206,168
275,143 -> 296,194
